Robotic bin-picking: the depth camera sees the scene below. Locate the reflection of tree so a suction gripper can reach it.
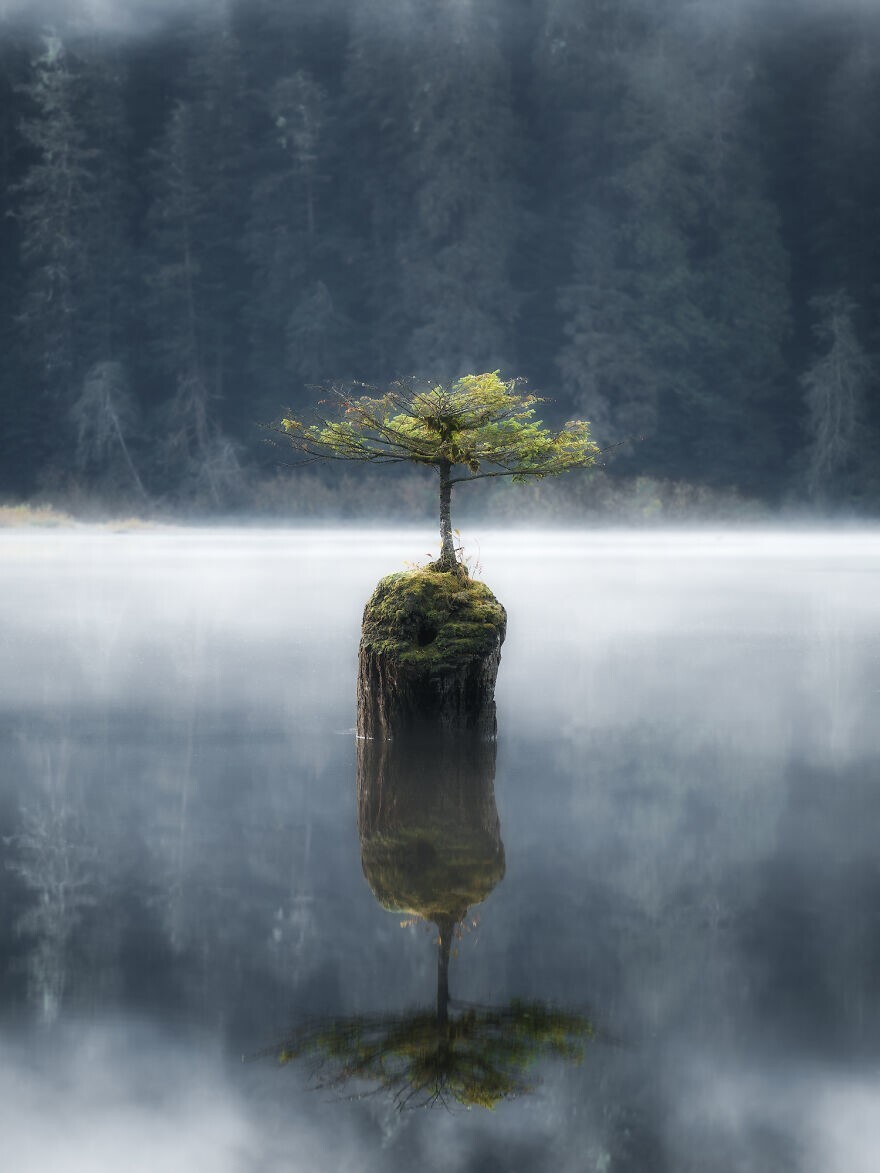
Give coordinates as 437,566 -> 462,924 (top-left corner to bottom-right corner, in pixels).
358,730 -> 504,1025
7,738 -> 97,1023
259,732 -> 595,1109
271,1000 -> 594,1110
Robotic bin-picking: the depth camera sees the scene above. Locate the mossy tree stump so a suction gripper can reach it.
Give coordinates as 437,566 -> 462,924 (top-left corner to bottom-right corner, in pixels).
357,565 -> 506,741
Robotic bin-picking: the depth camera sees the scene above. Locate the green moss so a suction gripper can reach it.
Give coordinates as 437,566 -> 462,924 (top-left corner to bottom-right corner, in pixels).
362,823 -> 505,920
361,567 -> 506,671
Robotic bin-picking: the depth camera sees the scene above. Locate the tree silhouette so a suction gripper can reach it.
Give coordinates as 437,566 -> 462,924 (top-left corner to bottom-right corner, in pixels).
71,360 -> 147,500
800,290 -> 873,503
274,371 -> 598,568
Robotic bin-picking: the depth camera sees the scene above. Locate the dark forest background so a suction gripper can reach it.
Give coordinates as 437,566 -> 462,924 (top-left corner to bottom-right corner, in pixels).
1,0 -> 878,520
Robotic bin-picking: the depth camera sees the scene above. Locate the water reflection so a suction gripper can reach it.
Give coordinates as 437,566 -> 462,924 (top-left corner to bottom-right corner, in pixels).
7,733 -> 99,1024
2,529 -> 878,1166
358,731 -> 504,1025
267,731 -> 595,1109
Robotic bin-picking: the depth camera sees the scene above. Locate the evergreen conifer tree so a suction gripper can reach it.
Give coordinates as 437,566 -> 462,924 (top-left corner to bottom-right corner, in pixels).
800,290 -> 874,505
16,34 -> 133,486
549,1 -> 790,488
144,20 -> 249,504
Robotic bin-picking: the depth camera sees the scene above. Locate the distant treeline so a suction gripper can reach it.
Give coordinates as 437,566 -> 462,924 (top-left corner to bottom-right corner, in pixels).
0,0 -> 878,516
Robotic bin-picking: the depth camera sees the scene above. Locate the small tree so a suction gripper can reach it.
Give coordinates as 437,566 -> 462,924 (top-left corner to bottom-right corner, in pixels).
800,290 -> 873,504
274,371 -> 599,569
71,361 -> 147,501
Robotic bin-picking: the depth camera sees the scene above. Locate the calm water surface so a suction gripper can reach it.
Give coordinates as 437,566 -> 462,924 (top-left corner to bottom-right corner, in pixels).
1,527 -> 879,1172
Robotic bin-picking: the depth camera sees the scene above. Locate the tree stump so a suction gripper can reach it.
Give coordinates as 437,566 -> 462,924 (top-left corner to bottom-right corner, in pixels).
356,566 -> 506,741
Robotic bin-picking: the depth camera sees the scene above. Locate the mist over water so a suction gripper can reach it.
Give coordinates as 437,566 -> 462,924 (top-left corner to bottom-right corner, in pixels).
0,0 -> 218,36
2,0 -> 877,34
1,527 -> 879,1171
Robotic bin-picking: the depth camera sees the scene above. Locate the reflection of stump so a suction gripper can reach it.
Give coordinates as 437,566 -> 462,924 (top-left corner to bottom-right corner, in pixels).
358,731 -> 506,1024
358,733 -> 505,924
356,567 -> 506,741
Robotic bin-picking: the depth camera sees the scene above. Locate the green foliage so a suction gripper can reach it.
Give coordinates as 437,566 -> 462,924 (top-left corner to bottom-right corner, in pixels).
279,372 -> 599,484
270,1000 -> 595,1111
277,372 -> 598,562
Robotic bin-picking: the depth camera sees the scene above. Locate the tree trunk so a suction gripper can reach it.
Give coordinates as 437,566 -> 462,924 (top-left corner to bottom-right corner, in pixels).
435,914 -> 455,1027
437,460 -> 456,570
109,405 -> 149,501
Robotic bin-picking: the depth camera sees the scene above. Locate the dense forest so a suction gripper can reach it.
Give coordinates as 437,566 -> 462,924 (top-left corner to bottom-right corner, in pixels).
0,0 -> 878,518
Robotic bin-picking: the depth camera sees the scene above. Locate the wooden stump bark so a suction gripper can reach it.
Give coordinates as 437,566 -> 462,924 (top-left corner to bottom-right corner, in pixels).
356,566 -> 506,741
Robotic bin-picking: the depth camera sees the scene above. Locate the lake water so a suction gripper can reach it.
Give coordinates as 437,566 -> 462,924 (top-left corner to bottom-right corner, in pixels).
1,527 -> 879,1172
